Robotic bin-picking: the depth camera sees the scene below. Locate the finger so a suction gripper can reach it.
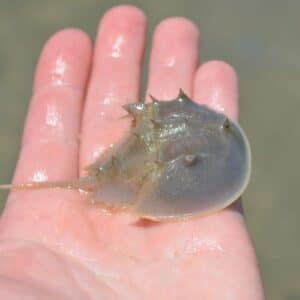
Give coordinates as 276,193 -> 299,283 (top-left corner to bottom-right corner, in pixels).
191,61 -> 264,297
12,29 -> 92,189
193,61 -> 240,212
80,5 -> 146,171
193,60 -> 239,120
146,18 -> 199,100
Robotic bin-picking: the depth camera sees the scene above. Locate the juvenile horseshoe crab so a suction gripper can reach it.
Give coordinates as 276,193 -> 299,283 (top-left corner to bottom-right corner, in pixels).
0,90 -> 251,221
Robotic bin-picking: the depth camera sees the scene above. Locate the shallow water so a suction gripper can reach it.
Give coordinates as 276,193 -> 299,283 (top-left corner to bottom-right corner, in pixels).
0,1 -> 299,299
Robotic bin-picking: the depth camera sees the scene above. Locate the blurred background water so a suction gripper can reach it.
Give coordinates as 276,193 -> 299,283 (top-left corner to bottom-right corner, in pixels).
0,1 -> 299,299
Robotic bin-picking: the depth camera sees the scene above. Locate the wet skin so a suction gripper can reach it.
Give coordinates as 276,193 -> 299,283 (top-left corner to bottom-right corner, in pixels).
0,5 -> 264,299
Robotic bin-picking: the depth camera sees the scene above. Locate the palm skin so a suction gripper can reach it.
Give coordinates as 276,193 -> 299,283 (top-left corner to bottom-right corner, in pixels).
0,5 -> 264,300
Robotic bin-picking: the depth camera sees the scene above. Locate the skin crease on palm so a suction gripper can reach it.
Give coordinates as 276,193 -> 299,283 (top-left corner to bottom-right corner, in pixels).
0,5 -> 264,300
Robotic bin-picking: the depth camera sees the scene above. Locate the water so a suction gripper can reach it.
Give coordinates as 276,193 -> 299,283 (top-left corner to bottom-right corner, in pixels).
0,1 -> 299,298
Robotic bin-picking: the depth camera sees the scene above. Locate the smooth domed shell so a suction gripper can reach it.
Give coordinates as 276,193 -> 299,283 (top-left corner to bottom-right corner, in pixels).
127,94 -> 251,220
0,91 -> 251,222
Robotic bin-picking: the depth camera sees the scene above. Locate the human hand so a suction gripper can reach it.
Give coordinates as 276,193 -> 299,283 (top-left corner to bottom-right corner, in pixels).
0,5 -> 264,299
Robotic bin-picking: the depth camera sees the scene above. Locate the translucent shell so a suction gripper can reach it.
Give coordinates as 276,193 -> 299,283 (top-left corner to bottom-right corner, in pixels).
0,91 -> 251,221
86,91 -> 251,220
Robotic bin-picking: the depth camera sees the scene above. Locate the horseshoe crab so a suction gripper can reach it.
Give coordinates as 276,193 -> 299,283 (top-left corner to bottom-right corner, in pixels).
0,90 -> 251,221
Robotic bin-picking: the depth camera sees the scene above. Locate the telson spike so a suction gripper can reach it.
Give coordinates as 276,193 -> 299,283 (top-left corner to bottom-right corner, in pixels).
0,176 -> 98,191
222,118 -> 230,130
149,94 -> 159,104
178,88 -> 188,99
122,104 -> 136,116
123,103 -> 146,117
122,104 -> 131,114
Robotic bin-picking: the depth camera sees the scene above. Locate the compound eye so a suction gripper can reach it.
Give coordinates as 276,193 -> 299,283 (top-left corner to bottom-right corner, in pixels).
184,154 -> 198,166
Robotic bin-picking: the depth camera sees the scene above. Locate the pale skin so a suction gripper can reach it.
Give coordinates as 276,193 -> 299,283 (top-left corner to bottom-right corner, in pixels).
0,5 -> 264,300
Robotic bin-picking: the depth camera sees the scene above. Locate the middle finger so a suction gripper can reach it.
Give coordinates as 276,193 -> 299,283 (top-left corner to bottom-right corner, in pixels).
145,17 -> 200,100
80,6 -> 146,173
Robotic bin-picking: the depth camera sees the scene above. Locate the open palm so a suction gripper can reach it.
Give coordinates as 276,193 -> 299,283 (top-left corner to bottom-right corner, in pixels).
0,5 -> 264,299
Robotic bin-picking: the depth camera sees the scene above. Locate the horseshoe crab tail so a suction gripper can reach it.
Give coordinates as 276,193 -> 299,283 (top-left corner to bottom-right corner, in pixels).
0,176 -> 99,191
